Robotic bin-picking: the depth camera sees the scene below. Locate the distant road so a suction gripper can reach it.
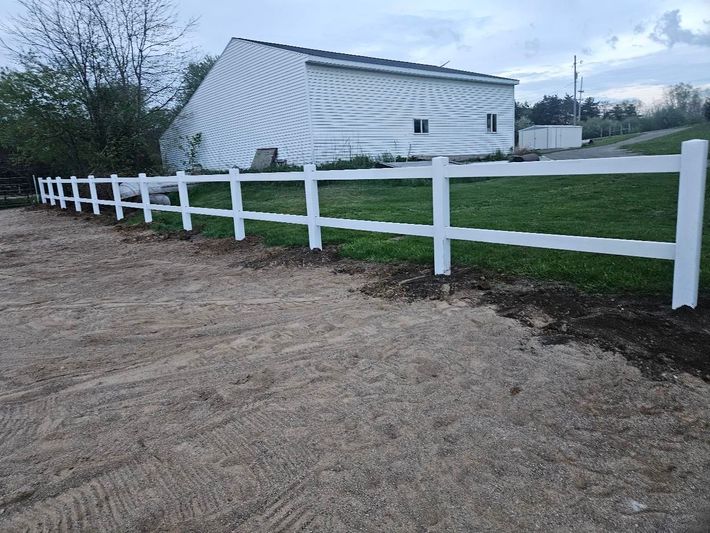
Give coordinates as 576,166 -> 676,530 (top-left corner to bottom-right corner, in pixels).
545,127 -> 689,160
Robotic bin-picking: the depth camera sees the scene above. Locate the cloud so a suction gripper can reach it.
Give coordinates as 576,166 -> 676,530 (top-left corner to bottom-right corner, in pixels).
650,9 -> 710,47
606,35 -> 619,49
523,38 -> 540,57
633,23 -> 645,34
380,14 -> 471,48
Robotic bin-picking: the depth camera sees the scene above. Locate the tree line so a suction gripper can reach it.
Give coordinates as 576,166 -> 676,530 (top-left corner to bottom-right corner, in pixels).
0,0 -> 215,178
516,83 -> 710,139
2,1 -> 709,178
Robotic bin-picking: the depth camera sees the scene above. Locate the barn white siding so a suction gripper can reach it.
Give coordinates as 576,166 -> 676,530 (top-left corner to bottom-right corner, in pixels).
161,39 -> 312,170
306,63 -> 515,163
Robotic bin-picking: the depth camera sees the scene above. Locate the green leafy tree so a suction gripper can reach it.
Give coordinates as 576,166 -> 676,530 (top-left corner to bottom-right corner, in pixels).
0,67 -> 90,175
664,83 -> 703,118
176,56 -> 217,111
604,101 -> 639,121
530,95 -> 573,125
579,97 -> 601,121
515,101 -> 531,122
1,0 -> 195,175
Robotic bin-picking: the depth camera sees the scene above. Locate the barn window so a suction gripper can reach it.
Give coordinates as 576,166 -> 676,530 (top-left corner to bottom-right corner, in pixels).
413,119 -> 429,134
486,113 -> 498,133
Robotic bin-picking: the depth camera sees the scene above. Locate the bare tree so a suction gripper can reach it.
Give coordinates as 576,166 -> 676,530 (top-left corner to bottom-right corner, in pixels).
3,0 -> 194,104
1,0 -> 195,173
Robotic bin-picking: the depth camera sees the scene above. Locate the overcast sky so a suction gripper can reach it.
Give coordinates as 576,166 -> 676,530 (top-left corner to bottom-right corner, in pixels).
1,0 -> 709,106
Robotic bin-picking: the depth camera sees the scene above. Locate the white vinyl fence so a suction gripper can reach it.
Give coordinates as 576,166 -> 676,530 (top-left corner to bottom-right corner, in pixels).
38,139 -> 708,309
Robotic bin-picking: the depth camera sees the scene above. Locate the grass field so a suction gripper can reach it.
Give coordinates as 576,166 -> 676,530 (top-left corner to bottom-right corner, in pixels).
630,123 -> 710,155
130,151 -> 710,295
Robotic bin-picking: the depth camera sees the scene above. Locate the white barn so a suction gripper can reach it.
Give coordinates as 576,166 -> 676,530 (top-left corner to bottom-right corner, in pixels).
160,38 -> 519,170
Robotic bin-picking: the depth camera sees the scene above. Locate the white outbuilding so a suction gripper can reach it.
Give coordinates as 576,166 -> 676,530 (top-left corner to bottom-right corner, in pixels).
160,38 -> 519,169
517,125 -> 583,150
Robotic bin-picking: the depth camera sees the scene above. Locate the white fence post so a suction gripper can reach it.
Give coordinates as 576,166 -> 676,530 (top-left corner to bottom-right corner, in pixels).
88,175 -> 99,214
138,173 -> 152,223
70,175 -> 81,212
304,164 -> 322,250
56,177 -> 67,209
432,156 -> 451,275
38,178 -> 47,204
672,139 -> 708,309
110,173 -> 123,220
177,171 -> 192,231
46,178 -> 56,206
229,168 -> 245,240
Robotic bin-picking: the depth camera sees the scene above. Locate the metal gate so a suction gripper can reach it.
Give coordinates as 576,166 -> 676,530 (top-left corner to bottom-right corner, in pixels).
0,176 -> 37,208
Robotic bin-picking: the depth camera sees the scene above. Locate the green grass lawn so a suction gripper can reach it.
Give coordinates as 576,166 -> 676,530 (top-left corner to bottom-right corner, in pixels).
131,164 -> 710,296
629,123 -> 710,155
585,132 -> 640,147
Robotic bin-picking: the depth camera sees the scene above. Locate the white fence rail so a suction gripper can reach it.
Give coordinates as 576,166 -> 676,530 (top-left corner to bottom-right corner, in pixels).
38,139 -> 708,309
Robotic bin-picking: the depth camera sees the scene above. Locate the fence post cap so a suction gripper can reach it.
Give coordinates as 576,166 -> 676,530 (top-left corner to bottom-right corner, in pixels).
681,138 -> 709,148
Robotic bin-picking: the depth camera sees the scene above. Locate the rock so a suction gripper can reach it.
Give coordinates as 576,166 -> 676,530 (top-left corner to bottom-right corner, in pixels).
626,498 -> 647,513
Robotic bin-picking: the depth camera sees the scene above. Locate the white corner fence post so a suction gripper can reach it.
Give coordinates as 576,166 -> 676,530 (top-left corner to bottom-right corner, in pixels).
672,139 -> 709,309
432,156 -> 451,275
70,175 -> 81,212
38,178 -> 47,204
138,173 -> 152,223
176,171 -> 192,231
304,163 -> 322,250
110,173 -> 124,220
56,177 -> 67,209
46,178 -> 56,206
229,168 -> 245,240
88,175 -> 100,215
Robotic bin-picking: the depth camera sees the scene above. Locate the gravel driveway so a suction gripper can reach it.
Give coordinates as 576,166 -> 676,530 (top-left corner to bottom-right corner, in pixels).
545,127 -> 689,160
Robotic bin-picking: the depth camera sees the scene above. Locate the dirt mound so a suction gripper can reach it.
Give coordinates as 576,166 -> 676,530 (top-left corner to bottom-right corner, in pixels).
361,266 -> 710,382
240,245 -> 341,269
361,265 -> 494,301
485,284 -> 710,382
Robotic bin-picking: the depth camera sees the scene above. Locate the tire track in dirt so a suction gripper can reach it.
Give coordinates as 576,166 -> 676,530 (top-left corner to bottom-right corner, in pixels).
0,397 -> 59,454
4,455 -> 242,532
188,409 -> 322,489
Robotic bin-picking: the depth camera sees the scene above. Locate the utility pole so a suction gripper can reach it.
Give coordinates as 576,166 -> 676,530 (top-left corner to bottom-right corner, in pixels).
577,76 -> 584,123
572,55 -> 578,126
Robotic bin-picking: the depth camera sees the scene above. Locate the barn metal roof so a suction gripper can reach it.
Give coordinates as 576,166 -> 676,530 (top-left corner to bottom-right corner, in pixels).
237,38 -> 518,84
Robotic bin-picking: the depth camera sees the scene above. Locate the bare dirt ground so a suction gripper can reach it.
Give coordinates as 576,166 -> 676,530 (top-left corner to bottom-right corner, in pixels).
1,207 -> 709,532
